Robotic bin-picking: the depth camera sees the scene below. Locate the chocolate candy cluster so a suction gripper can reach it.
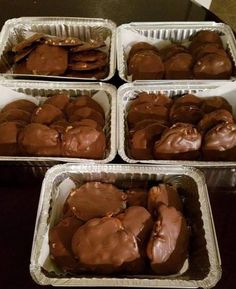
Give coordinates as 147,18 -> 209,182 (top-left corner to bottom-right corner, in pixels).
0,95 -> 107,159
49,181 -> 189,275
12,33 -> 109,79
127,92 -> 236,161
128,30 -> 233,80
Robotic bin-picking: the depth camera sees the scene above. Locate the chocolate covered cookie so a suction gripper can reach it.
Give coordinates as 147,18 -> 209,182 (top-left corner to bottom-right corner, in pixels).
44,94 -> 70,111
1,99 -> 37,113
31,104 -> 64,125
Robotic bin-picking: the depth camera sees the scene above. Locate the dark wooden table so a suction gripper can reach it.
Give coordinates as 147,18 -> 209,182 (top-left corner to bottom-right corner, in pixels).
0,0 -> 235,288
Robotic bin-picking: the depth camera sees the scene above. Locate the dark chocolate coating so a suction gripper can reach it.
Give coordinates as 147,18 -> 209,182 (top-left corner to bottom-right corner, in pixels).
129,92 -> 172,110
127,103 -> 168,127
160,44 -> 188,62
164,52 -> 193,79
169,104 -> 204,125
70,50 -> 107,62
154,123 -> 202,159
128,50 -> 164,80
62,126 -> 106,159
71,217 -> 140,274
147,205 -> 189,275
193,53 -> 232,79
1,99 -> 37,113
0,108 -> 31,124
190,30 -> 223,46
201,96 -> 232,113
117,206 -> 153,247
44,94 -> 70,111
66,182 -> 127,221
27,44 -> 68,75
31,104 -> 64,125
0,121 -> 24,155
128,42 -> 159,61
147,184 -> 183,218
18,123 -> 61,156
202,122 -> 236,160
49,216 -> 83,272
66,95 -> 104,118
197,109 -> 234,134
126,188 -> 147,207
173,94 -> 203,107
129,122 -> 167,159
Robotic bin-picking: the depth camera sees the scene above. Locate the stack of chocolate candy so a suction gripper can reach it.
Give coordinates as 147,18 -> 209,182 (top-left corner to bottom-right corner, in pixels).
49,181 -> 189,275
12,33 -> 109,79
127,92 -> 236,161
127,30 -> 233,80
0,94 -> 107,159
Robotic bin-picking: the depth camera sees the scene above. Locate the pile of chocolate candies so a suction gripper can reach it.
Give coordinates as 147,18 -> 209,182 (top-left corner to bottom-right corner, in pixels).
127,92 -> 236,161
128,30 -> 233,80
0,95 -> 106,159
49,181 -> 189,275
12,33 -> 109,79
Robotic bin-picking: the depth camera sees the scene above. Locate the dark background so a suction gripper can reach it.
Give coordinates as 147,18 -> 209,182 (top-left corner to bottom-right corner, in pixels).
0,0 -> 235,288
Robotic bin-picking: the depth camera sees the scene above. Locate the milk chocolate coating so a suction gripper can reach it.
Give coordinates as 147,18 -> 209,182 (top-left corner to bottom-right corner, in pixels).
27,44 -> 68,75
147,205 -> 189,275
129,122 -> 167,159
201,96 -> 232,113
127,103 -> 168,127
65,67 -> 108,79
44,94 -> 70,111
128,50 -> 164,80
197,109 -> 234,134
173,94 -> 203,107
14,45 -> 36,63
70,40 -> 105,52
68,107 -> 105,127
190,30 -> 223,46
18,123 -> 61,156
192,42 -> 227,61
126,188 -> 147,207
117,206 -> 153,248
147,184 -> 183,218
62,126 -> 106,159
193,53 -> 232,79
0,109 -> 31,124
68,58 -> 107,71
130,119 -> 169,137
12,33 -> 44,52
70,50 -> 107,62
13,60 -> 32,74
164,53 -> 193,79
31,104 -> 64,125
169,104 -> 204,125
66,95 -> 104,118
49,216 -> 83,272
0,121 -> 24,155
128,42 -> 159,61
129,92 -> 172,111
154,123 -> 202,160
44,36 -> 83,47
202,122 -> 236,161
1,99 -> 37,113
66,182 -> 127,221
160,44 -> 188,62
71,217 -> 140,274
72,118 -> 102,131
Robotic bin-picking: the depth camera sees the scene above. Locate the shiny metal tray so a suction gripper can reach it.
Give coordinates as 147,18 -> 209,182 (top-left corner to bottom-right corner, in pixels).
0,79 -> 117,165
0,17 -> 116,81
117,80 -> 236,168
30,163 -> 221,288
117,21 -> 236,82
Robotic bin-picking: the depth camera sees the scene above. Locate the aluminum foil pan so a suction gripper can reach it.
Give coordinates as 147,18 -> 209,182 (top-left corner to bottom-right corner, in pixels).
118,80 -> 236,168
30,163 -> 221,288
0,17 -> 116,81
0,79 -> 117,165
117,21 -> 236,82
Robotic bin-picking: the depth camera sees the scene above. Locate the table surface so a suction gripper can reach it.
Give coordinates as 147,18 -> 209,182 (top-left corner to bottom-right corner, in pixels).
0,0 -> 235,288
